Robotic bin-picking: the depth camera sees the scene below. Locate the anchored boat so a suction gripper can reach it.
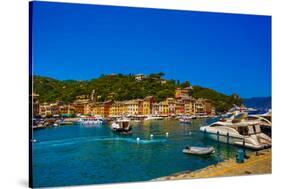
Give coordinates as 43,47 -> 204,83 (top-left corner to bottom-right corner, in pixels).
183,146 -> 215,155
179,116 -> 192,123
111,118 -> 132,134
78,116 -> 103,125
200,112 -> 271,150
144,115 -> 163,121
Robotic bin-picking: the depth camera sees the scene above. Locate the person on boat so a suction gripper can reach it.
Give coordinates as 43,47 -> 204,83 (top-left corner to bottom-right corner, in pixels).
185,146 -> 191,150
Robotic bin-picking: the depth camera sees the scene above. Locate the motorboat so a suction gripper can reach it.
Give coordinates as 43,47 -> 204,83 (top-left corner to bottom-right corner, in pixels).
179,116 -> 192,123
183,146 -> 215,155
190,115 -> 196,119
144,115 -> 163,121
111,118 -> 132,134
196,113 -> 209,119
79,116 -> 103,125
227,104 -> 258,114
200,111 -> 271,150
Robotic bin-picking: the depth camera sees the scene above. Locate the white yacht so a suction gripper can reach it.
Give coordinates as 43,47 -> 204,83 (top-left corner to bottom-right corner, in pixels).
79,116 -> 103,125
178,115 -> 192,123
144,115 -> 163,121
228,104 -> 258,114
200,112 -> 271,150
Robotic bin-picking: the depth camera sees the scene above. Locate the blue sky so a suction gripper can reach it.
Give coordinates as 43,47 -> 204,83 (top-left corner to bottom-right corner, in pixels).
32,1 -> 271,98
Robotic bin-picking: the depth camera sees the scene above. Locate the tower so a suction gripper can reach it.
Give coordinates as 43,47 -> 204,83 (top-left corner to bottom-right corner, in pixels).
91,90 -> 96,102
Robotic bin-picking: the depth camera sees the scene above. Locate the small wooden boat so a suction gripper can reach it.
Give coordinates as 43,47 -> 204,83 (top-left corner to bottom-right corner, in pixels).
182,146 -> 215,155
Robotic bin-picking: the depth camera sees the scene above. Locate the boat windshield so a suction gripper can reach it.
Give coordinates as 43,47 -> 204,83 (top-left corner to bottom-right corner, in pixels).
246,116 -> 259,121
237,127 -> 249,136
262,116 -> 271,122
210,124 -> 224,127
121,122 -> 129,129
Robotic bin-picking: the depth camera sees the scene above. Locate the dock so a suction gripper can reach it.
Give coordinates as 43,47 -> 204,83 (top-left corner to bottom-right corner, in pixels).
153,149 -> 271,181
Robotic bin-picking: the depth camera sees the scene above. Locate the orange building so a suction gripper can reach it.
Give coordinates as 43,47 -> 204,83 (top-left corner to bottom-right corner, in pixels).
72,104 -> 86,114
203,99 -> 213,115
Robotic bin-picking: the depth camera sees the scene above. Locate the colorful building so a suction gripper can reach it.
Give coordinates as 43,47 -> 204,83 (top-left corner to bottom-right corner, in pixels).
72,104 -> 86,115
142,99 -> 151,115
194,98 -> 205,115
182,97 -> 195,115
175,87 -> 190,99
109,101 -> 127,116
91,103 -> 105,116
36,87 -> 215,117
152,103 -> 160,115
175,100 -> 185,115
166,97 -> 176,116
126,100 -> 139,115
203,99 -> 214,115
39,102 -> 60,116
137,96 -> 154,115
159,100 -> 168,116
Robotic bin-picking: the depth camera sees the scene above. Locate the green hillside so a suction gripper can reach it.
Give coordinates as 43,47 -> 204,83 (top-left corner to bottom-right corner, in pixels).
190,86 -> 242,112
33,73 -> 242,112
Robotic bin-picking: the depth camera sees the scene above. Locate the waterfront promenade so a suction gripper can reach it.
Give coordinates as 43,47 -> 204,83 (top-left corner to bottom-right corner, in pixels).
153,149 -> 271,181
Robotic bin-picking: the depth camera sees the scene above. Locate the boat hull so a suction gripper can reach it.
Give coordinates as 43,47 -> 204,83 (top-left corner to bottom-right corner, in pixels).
202,132 -> 268,150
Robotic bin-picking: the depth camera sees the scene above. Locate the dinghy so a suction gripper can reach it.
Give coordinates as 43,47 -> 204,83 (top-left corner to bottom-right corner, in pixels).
182,146 -> 215,155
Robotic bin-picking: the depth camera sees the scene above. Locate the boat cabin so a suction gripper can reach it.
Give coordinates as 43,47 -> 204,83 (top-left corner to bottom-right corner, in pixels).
117,120 -> 130,130
210,122 -> 262,136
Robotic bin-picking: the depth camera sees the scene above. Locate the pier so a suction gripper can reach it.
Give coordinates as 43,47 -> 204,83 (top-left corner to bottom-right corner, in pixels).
153,149 -> 271,181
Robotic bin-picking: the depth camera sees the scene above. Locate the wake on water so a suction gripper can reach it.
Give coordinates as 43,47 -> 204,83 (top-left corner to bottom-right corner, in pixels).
33,136 -> 167,148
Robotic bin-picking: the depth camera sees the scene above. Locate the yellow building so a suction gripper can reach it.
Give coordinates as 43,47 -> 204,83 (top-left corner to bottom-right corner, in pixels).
142,100 -> 151,115
175,87 -> 190,98
159,100 -> 168,116
91,103 -> 105,116
109,101 -> 127,116
142,96 -> 153,115
39,102 -> 60,116
166,97 -> 175,115
59,105 -> 75,115
84,104 -> 92,115
182,97 -> 195,115
125,100 -> 139,115
195,98 -> 205,114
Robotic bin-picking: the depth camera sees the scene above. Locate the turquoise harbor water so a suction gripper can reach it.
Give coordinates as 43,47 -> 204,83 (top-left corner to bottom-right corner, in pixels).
32,118 -> 243,188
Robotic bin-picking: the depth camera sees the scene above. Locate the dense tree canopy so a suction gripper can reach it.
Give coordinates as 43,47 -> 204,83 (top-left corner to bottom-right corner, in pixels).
33,74 -> 242,112
190,86 -> 243,112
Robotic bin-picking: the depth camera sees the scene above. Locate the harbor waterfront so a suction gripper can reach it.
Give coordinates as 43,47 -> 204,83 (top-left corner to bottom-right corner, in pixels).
31,76 -> 272,187
153,148 -> 271,181
32,118 -> 252,187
